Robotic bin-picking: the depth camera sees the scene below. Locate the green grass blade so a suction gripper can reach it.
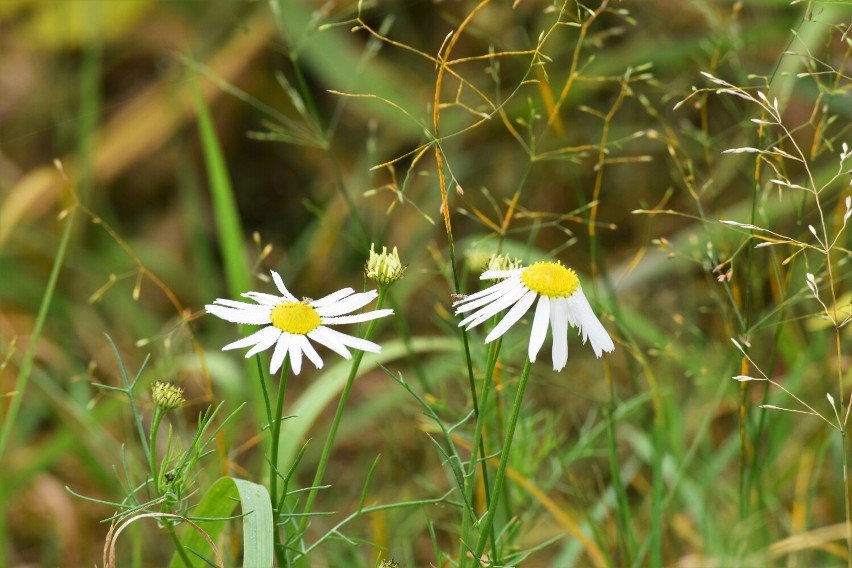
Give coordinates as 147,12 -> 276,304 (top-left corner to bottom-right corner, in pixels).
0,207 -> 76,460
189,61 -> 269,438
189,62 -> 250,297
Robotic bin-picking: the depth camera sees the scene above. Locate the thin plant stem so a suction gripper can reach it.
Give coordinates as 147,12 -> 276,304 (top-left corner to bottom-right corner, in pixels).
166,523 -> 194,568
269,358 -> 291,567
148,407 -> 165,493
299,287 -> 389,535
605,372 -> 635,565
458,339 -> 501,564
255,356 -> 274,432
148,399 -> 193,567
842,426 -> 852,568
472,358 -> 533,564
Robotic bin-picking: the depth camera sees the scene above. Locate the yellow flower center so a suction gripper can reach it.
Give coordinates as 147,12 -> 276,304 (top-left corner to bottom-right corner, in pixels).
270,301 -> 321,335
520,262 -> 580,298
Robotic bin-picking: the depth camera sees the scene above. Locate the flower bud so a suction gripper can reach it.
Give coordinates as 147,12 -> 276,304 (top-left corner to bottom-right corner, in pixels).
365,244 -> 406,286
485,253 -> 522,272
152,381 -> 185,411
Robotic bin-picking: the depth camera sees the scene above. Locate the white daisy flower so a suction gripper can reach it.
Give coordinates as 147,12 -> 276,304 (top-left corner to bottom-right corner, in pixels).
454,261 -> 615,371
206,271 -> 394,375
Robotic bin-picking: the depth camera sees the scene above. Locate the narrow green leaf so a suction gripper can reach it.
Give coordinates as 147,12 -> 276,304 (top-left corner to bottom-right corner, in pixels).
189,61 -> 250,297
169,476 -> 273,568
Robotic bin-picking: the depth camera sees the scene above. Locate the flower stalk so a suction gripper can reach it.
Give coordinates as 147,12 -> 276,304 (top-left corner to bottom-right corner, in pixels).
471,358 -> 533,565
299,285 -> 390,534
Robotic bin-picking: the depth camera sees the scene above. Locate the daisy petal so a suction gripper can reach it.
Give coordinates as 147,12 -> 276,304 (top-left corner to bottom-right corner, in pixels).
245,327 -> 282,357
270,333 -> 292,375
316,326 -> 381,353
454,277 -> 522,312
312,288 -> 356,308
308,327 -> 352,359
550,298 -> 570,371
241,292 -> 282,306
568,287 -> 615,357
270,271 -> 298,301
300,336 -> 324,370
222,326 -> 278,352
459,281 -> 527,329
322,308 -> 394,325
206,304 -> 271,325
210,298 -> 259,309
288,337 -> 303,375
527,295 -> 550,362
485,289 -> 537,343
314,290 -> 379,317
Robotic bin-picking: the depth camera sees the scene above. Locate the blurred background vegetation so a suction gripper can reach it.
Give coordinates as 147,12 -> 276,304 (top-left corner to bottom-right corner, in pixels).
0,0 -> 850,566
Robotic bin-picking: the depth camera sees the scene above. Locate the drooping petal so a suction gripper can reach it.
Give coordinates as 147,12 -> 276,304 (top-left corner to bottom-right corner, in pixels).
288,336 -> 303,375
245,326 -> 282,357
454,277 -> 522,312
241,292 -> 282,306
484,289 -> 537,343
567,287 -> 614,357
459,280 -> 527,329
314,290 -> 379,317
299,336 -> 324,370
308,326 -> 352,359
549,297 -> 570,371
270,271 -> 298,302
527,295 -> 550,362
322,308 -> 394,326
311,287 -> 356,308
270,333 -> 292,374
206,304 -> 272,325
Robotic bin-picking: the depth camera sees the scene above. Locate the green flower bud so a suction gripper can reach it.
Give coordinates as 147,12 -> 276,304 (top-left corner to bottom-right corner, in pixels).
485,253 -> 522,272
152,381 -> 184,411
365,244 -> 406,286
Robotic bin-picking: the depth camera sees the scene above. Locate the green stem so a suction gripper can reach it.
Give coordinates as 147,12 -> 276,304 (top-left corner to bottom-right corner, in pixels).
148,407 -> 165,493
472,358 -> 533,564
605,388 -> 635,565
269,359 -> 291,567
842,426 -> 852,568
459,339 -> 501,564
299,287 -> 389,540
166,522 -> 194,568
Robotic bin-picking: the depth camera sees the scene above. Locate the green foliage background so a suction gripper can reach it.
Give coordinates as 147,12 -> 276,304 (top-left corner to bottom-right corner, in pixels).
0,0 -> 849,566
